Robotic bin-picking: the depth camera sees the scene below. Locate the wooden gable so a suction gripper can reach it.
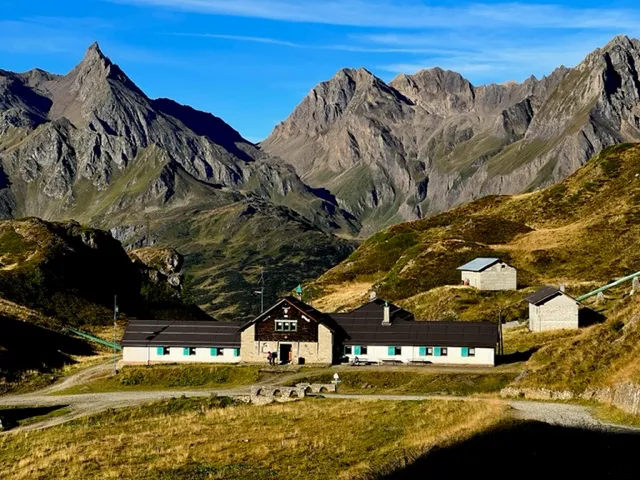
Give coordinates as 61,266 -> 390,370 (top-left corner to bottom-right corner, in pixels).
254,299 -> 320,342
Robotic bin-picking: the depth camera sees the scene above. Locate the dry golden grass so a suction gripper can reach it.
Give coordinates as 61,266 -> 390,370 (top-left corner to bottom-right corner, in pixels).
311,281 -> 374,312
0,398 -> 506,480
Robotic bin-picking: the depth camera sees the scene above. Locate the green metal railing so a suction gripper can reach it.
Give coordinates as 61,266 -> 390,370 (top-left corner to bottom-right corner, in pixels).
67,327 -> 122,351
576,271 -> 640,302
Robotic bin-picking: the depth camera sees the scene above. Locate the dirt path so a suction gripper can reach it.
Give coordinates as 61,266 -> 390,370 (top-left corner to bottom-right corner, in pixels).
35,361 -> 115,395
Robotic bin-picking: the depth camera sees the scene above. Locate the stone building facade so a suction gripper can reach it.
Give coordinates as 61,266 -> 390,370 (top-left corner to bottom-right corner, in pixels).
457,258 -> 517,290
526,286 -> 580,332
238,301 -> 336,364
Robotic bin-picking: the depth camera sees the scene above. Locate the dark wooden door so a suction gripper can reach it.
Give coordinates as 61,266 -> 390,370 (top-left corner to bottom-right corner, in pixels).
279,344 -> 292,364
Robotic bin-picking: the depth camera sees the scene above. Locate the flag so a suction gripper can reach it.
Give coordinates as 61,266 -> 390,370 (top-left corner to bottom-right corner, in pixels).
295,284 -> 303,295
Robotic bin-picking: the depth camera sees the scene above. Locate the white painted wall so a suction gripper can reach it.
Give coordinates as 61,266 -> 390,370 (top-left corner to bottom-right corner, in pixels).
529,294 -> 579,332
343,345 -> 495,366
122,346 -> 241,365
461,262 -> 517,291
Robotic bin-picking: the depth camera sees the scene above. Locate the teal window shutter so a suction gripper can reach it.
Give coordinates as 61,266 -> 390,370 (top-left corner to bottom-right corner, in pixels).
461,347 -> 469,357
156,346 -> 164,356
354,346 -> 361,355
388,346 -> 395,356
210,347 -> 218,356
434,347 -> 441,357
419,346 -> 426,356
183,347 -> 190,356
234,348 -> 240,357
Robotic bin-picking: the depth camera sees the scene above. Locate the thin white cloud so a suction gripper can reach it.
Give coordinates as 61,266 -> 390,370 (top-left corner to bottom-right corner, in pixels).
170,32 -> 466,55
175,32 -> 304,47
113,0 -> 640,30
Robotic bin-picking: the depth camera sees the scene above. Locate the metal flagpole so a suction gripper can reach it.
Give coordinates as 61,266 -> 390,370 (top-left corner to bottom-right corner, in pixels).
253,268 -> 265,314
113,295 -> 118,375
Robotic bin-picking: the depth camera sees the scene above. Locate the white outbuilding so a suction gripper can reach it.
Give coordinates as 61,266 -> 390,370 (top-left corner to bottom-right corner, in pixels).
525,286 -> 580,332
457,257 -> 517,291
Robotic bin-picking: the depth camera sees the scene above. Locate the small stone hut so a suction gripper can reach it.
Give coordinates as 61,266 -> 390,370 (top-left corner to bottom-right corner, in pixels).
457,257 -> 517,291
525,286 -> 580,332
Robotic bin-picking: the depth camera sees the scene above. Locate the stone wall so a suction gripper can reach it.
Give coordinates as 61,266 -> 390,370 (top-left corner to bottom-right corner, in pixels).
461,263 -> 516,290
501,383 -> 640,415
239,323 -> 334,364
529,294 -> 579,332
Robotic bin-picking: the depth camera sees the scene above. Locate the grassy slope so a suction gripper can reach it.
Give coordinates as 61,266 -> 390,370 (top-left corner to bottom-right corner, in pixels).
305,143 -> 640,392
0,397 -> 506,480
54,145 -> 357,321
511,292 -> 640,392
54,365 -> 263,395
290,370 -> 515,396
150,199 -> 355,321
311,143 -> 640,315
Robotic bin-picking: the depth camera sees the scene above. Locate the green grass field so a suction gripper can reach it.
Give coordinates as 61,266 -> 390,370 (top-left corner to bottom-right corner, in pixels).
291,370 -> 516,396
53,365 -> 264,395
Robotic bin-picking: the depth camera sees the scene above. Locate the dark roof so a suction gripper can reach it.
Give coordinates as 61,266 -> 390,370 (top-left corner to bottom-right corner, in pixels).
457,257 -> 501,272
342,299 -> 414,322
332,314 -> 498,348
121,320 -> 242,347
524,286 -> 577,305
239,296 -> 345,334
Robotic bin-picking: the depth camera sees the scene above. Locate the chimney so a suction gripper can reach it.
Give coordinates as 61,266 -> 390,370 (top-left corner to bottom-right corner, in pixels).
559,284 -> 565,293
382,301 -> 391,325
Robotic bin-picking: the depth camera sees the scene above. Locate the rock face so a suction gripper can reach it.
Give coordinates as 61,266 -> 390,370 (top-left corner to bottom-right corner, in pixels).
129,247 -> 184,289
0,43 -> 357,319
262,35 -> 640,235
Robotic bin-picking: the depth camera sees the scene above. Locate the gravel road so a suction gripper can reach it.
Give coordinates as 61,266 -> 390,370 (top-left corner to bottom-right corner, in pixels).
2,367 -> 638,434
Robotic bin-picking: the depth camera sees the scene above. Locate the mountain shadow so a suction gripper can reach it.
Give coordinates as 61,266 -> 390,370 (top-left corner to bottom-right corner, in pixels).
381,420 -> 640,479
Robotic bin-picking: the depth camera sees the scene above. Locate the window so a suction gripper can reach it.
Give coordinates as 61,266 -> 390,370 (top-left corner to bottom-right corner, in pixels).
233,348 -> 240,357
275,320 -> 297,332
441,347 -> 448,356
388,346 -> 402,356
344,345 -> 353,355
469,348 -> 476,357
156,346 -> 170,356
419,346 -> 433,356
352,345 -> 367,355
210,347 -> 223,356
183,347 -> 196,356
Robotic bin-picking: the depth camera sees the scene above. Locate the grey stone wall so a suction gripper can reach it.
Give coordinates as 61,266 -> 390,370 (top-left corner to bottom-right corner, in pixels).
461,263 -> 516,290
502,383 -> 640,415
529,294 -> 579,332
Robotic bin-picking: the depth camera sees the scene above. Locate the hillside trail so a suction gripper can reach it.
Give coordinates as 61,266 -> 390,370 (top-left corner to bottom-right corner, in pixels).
2,365 -> 639,435
34,361 -> 115,395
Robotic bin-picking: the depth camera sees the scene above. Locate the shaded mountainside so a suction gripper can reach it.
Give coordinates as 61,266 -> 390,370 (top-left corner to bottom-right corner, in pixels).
263,35 -> 640,236
0,217 -> 208,393
0,217 -> 206,324
0,43 -> 357,319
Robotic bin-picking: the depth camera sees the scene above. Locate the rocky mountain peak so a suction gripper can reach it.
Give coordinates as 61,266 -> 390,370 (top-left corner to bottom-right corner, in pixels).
390,67 -> 475,113
603,35 -> 635,51
83,42 -> 108,64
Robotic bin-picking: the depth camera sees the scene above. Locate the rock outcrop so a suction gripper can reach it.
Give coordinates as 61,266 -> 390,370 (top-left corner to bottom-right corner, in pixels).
262,35 -> 640,235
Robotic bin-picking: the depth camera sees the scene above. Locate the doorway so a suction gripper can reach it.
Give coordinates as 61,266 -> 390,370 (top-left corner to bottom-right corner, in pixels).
279,344 -> 292,364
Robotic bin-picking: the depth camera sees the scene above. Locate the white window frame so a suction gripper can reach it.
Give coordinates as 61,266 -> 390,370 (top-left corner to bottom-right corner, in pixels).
275,320 -> 297,332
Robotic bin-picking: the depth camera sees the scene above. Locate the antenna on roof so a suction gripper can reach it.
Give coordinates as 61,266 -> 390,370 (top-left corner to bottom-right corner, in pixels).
253,267 -> 265,313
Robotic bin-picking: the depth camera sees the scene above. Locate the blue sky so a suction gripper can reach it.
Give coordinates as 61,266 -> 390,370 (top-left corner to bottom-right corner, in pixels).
1,1 -> 639,142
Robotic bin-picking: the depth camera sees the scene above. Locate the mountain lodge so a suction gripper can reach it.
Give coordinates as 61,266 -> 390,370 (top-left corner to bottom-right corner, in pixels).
121,297 -> 499,366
